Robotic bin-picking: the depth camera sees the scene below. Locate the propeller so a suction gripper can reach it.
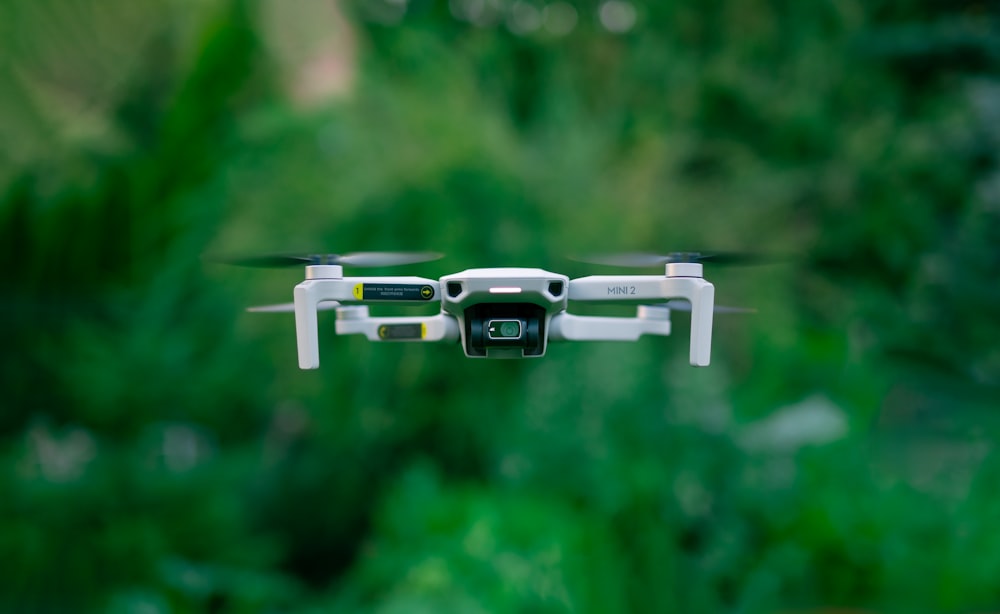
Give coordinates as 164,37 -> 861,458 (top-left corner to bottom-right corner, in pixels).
576,251 -> 780,268
213,251 -> 443,268
247,302 -> 340,313
663,300 -> 756,314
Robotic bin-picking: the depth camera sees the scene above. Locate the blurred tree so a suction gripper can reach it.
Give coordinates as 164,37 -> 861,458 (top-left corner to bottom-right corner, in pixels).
1,0 -> 998,611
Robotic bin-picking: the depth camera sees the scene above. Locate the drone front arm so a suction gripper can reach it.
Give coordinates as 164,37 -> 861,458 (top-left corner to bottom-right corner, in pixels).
567,275 -> 715,366
294,276 -> 440,369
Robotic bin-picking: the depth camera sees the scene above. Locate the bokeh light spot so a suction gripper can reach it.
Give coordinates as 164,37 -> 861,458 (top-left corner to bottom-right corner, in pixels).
599,0 -> 637,33
507,1 -> 543,35
543,2 -> 577,36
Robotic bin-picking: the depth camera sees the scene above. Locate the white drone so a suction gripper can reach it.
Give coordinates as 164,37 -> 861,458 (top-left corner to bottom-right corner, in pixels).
230,251 -> 755,369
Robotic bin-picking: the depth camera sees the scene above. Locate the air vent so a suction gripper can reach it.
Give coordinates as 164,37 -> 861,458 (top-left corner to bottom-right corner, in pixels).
548,281 -> 564,296
447,282 -> 463,298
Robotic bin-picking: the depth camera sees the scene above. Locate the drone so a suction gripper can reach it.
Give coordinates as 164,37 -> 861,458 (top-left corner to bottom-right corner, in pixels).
225,251 -> 757,369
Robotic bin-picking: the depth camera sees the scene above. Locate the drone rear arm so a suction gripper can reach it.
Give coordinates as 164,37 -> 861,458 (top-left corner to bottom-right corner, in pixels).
334,307 -> 460,343
567,275 -> 715,366
549,306 -> 671,342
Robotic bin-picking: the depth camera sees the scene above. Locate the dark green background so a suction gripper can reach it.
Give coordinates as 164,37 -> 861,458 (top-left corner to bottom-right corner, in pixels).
1,0 -> 998,611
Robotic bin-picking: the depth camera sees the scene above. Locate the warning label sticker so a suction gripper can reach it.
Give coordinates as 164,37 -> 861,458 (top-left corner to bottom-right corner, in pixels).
353,284 -> 435,301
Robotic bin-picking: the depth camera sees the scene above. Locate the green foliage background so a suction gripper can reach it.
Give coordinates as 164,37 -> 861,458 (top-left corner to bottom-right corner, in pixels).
1,0 -> 998,611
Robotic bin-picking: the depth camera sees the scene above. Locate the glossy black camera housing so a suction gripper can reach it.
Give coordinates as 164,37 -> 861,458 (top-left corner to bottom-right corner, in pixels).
463,303 -> 545,357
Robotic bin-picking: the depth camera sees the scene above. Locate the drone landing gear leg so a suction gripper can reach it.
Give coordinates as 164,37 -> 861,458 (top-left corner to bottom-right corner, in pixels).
294,280 -> 340,369
675,278 -> 715,366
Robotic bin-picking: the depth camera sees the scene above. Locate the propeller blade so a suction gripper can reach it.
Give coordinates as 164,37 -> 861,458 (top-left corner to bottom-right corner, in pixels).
576,251 -> 782,268
211,251 -> 443,269
336,251 -> 444,267
664,300 -> 757,314
247,302 -> 340,313
576,252 -> 672,267
220,254 -> 319,268
689,252 -> 782,266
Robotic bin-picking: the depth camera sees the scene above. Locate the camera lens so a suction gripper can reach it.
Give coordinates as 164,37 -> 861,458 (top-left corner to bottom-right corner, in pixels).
487,319 -> 522,340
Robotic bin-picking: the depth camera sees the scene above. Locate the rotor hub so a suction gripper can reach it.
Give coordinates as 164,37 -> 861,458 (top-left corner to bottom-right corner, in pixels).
665,262 -> 703,278
335,305 -> 369,320
305,265 -> 344,279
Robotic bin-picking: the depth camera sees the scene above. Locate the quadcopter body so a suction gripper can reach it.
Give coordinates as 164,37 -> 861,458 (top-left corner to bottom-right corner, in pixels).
246,254 -> 723,369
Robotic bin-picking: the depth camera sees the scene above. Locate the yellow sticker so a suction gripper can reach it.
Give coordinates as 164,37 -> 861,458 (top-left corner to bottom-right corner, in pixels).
353,283 -> 363,301
421,323 -> 427,339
